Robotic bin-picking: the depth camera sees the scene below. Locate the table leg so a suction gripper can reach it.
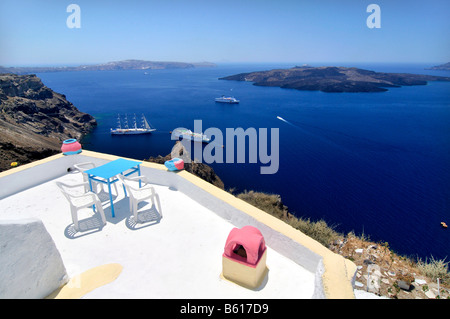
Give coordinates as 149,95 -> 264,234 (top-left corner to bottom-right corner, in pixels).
138,165 -> 142,188
120,174 -> 127,196
88,175 -> 96,212
107,178 -> 115,218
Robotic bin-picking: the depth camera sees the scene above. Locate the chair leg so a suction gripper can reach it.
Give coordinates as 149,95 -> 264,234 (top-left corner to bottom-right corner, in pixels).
133,200 -> 139,223
150,189 -> 156,207
95,200 -> 107,226
155,193 -> 162,218
129,197 -> 133,214
70,206 -> 79,231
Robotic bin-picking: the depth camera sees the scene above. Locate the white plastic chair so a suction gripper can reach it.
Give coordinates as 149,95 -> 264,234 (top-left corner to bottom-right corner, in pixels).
117,174 -> 162,223
74,162 -> 118,194
56,181 -> 106,231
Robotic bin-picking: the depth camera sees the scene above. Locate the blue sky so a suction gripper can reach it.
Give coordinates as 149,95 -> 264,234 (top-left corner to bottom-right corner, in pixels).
0,0 -> 449,66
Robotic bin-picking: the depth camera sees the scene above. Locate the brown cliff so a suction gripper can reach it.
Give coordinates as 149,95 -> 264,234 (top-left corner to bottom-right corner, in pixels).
0,73 -> 97,171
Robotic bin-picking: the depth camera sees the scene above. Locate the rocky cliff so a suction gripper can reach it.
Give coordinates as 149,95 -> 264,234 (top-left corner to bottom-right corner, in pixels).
146,141 -> 225,190
0,73 -> 97,172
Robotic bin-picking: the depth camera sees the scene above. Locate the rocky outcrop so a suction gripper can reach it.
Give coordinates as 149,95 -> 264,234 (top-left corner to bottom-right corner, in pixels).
220,66 -> 450,93
146,141 -> 225,190
330,235 -> 450,299
0,73 -> 97,171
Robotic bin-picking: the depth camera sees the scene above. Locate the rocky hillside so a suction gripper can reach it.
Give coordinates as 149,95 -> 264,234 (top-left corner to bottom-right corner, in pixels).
0,73 -> 97,172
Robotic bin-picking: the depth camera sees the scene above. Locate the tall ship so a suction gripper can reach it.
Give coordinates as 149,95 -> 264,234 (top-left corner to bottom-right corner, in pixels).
215,95 -> 239,104
172,128 -> 210,143
110,113 -> 156,135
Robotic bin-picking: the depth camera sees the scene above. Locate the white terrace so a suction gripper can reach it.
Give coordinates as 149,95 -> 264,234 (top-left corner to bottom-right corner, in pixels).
0,150 -> 358,299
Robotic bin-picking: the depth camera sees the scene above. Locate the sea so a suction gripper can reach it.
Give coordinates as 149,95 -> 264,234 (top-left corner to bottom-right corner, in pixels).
36,62 -> 450,261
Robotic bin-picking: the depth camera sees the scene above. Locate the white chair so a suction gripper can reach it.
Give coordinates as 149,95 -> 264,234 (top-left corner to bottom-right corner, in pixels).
56,181 -> 107,231
117,174 -> 162,223
74,162 -> 118,195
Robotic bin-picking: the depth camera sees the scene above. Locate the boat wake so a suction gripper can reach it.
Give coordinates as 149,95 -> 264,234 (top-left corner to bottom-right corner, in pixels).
276,115 -> 288,123
277,115 -> 405,153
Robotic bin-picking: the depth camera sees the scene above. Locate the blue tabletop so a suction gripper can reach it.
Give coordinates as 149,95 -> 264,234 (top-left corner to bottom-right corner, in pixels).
85,158 -> 142,179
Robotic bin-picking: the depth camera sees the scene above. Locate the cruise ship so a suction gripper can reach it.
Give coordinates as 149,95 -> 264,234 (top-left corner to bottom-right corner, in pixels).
110,114 -> 156,135
172,128 -> 211,143
215,96 -> 239,104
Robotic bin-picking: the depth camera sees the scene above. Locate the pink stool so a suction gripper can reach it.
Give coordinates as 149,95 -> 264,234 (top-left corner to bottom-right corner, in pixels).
164,158 -> 184,171
61,139 -> 82,155
222,226 -> 268,288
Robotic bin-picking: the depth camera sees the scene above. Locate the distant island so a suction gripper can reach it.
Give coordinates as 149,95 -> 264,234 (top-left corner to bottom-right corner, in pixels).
0,59 -> 216,75
426,62 -> 450,71
220,66 -> 450,93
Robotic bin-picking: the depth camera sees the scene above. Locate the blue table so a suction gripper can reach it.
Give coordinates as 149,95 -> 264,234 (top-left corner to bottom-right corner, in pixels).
86,158 -> 142,217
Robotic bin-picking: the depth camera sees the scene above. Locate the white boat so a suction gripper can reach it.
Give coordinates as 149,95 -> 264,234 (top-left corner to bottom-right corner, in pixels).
111,114 -> 156,135
172,128 -> 210,143
215,96 -> 239,104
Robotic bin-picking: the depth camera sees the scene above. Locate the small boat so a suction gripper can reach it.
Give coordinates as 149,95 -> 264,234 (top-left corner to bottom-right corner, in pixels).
111,114 -> 156,135
172,128 -> 210,143
441,222 -> 448,228
215,96 -> 239,104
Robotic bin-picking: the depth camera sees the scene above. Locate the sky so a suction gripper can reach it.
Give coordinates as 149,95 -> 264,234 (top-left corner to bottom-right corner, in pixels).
0,0 -> 449,66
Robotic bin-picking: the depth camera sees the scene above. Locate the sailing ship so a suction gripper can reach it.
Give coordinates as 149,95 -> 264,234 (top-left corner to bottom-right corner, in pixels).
110,113 -> 156,135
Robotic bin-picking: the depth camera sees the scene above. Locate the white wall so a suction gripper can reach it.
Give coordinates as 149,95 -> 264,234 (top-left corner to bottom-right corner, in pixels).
0,219 -> 68,298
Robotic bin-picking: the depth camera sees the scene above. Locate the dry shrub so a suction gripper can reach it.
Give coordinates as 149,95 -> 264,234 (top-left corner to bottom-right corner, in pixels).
236,190 -> 340,246
287,217 -> 340,247
417,256 -> 449,284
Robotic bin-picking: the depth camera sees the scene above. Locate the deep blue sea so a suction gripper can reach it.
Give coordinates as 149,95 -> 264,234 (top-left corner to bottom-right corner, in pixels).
37,63 -> 450,261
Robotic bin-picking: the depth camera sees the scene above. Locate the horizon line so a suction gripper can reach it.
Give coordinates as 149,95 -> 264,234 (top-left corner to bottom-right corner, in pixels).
1,60 -> 447,68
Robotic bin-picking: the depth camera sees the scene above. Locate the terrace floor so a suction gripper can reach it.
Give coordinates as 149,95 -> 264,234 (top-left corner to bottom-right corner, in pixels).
0,170 -> 317,298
